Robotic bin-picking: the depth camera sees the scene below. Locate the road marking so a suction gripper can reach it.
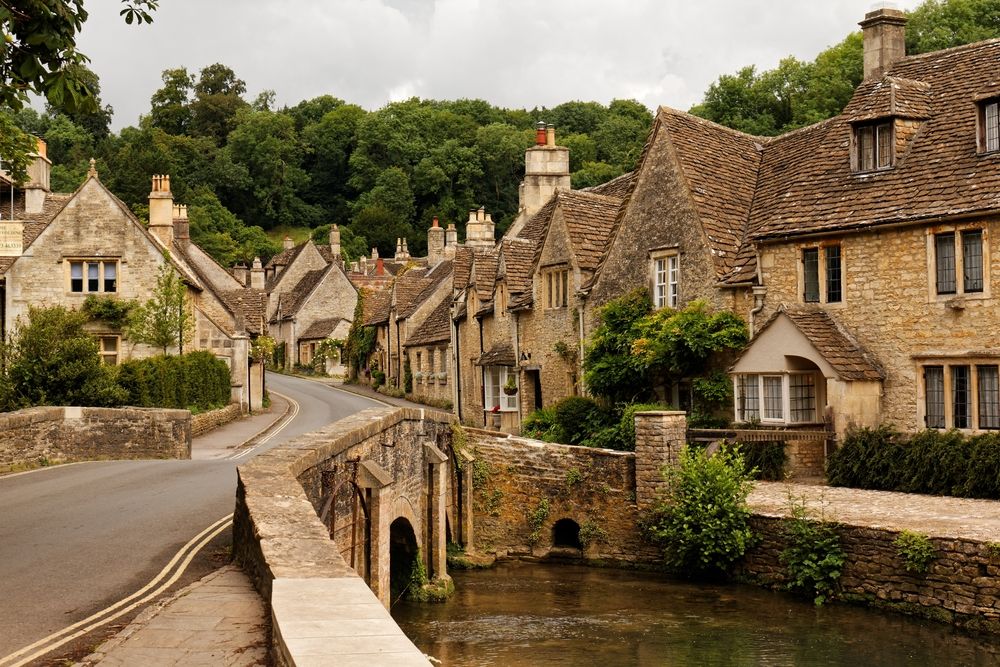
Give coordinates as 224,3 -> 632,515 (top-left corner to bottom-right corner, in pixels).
288,373 -> 395,408
226,389 -> 300,461
0,514 -> 233,667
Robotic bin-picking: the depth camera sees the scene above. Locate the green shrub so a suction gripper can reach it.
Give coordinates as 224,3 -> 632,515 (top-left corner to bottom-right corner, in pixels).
117,351 -> 230,411
521,406 -> 562,442
645,445 -> 755,576
828,426 -> 1000,500
371,370 -> 385,388
553,396 -> 610,445
780,496 -> 845,606
732,440 -> 786,481
894,530 -> 937,574
585,402 -> 669,451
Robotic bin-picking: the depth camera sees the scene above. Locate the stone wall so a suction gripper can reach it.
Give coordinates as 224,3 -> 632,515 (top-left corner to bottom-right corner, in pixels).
191,403 -> 244,438
466,429 -> 659,563
0,406 -> 190,471
739,516 -> 1000,633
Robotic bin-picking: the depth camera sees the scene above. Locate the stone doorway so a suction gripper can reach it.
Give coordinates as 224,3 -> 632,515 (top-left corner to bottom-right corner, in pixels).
389,517 -> 419,604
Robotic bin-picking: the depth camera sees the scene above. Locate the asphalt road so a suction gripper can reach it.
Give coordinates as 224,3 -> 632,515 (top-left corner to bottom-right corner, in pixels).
0,373 -> 382,663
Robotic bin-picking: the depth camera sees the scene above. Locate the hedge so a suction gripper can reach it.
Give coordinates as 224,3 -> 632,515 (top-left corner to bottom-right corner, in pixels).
827,426 -> 1000,499
117,351 -> 231,411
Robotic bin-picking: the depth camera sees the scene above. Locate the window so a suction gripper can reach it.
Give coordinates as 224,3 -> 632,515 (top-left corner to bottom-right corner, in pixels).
483,366 -> 517,411
99,336 -> 119,365
933,229 -> 984,297
68,259 -> 118,294
801,245 -> 842,304
979,99 -> 999,153
735,373 -> 819,424
855,121 -> 893,171
652,253 -> 679,309
543,269 -> 568,309
923,363 -> 1000,430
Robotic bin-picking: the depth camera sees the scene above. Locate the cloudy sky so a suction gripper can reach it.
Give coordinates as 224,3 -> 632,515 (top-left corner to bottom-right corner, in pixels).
79,0 -> 923,130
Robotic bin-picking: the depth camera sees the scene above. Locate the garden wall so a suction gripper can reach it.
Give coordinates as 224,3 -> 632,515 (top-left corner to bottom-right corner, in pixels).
191,403 -> 244,437
0,406 -> 190,472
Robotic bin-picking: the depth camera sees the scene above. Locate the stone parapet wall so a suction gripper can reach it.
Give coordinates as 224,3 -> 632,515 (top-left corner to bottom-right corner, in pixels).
0,406 -> 190,472
634,411 -> 686,509
191,403 -> 244,437
739,516 -> 1000,633
467,429 -> 659,562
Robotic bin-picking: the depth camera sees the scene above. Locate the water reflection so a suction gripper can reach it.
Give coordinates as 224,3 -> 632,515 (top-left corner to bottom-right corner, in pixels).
392,561 -> 998,666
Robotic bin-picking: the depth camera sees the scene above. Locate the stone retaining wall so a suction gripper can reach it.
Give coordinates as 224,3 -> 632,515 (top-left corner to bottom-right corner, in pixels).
191,403 -> 243,437
467,429 -> 658,562
0,406 -> 190,472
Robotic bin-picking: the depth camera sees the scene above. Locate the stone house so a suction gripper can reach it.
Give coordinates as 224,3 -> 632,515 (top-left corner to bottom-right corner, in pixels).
733,9 -> 1000,436
0,157 -> 266,410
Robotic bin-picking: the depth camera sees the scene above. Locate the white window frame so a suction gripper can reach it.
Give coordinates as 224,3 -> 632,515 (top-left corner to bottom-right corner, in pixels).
651,250 -> 679,309
483,366 -> 518,412
734,372 -> 821,425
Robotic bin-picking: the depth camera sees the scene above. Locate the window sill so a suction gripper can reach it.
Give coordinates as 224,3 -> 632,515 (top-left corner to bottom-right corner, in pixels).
932,292 -> 991,307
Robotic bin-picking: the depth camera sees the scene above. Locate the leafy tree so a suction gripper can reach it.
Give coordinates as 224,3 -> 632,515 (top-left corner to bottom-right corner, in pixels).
148,67 -> 195,135
189,63 -> 249,144
353,205 -> 412,259
583,289 -> 654,403
0,305 -> 125,410
311,224 -> 368,263
906,0 -> 1000,54
125,262 -> 194,355
353,167 -> 416,225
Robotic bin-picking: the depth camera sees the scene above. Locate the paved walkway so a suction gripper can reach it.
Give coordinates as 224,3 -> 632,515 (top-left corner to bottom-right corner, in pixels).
77,566 -> 267,667
293,374 -> 435,412
749,481 -> 1000,542
191,395 -> 290,460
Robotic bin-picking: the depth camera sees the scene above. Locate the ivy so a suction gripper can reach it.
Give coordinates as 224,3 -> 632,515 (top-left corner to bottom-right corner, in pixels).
342,291 -> 376,379
527,498 -> 550,545
81,295 -> 137,329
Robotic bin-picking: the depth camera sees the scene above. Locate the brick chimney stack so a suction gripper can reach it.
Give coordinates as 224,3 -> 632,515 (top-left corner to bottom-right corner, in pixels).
172,204 -> 189,246
860,7 -> 907,80
148,174 -> 174,251
376,257 -> 385,276
250,256 -> 265,290
427,216 -> 445,264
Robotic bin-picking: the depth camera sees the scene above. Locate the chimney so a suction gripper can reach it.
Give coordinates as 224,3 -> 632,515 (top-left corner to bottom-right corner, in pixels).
427,216 -> 445,264
402,238 -> 409,258
535,120 -> 547,146
23,138 -> 51,215
860,7 -> 907,80
283,235 -> 294,250
233,263 -> 249,286
350,260 -> 359,273
172,204 -> 189,245
395,237 -> 402,259
546,123 -> 555,147
329,224 -> 341,260
444,222 -> 458,258
464,206 -> 496,249
148,174 -> 174,251
376,257 -> 385,276
371,247 -> 379,260
508,123 -> 571,237
250,256 -> 265,290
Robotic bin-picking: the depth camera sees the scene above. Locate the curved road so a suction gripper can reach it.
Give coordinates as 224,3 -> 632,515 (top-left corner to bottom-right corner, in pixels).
0,373 -> 382,665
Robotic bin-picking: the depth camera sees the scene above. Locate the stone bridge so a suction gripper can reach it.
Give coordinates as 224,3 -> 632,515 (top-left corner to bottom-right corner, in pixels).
233,406 -> 466,665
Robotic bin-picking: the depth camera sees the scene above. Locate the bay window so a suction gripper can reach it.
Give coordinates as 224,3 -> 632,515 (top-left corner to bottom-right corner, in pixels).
735,372 -> 821,424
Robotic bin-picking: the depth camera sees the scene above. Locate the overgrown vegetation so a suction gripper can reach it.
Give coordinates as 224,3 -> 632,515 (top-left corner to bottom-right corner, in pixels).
81,295 -> 136,328
521,396 -> 671,451
116,350 -> 231,411
827,426 -> 1000,499
124,263 -> 195,354
731,440 -> 787,481
342,292 -> 376,379
780,495 -> 845,606
645,445 -> 755,576
527,498 -> 551,546
894,531 -> 937,574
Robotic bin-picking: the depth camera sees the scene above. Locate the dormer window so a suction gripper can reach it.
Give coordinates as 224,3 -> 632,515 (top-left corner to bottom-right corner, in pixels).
980,99 -> 999,153
855,121 -> 893,172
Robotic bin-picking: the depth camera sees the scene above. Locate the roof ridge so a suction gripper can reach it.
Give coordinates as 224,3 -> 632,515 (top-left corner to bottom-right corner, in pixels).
658,105 -> 772,143
892,37 -> 1000,66
557,189 -> 623,204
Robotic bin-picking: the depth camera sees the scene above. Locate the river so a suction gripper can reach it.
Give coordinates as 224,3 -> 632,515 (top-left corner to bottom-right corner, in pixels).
392,561 -> 998,666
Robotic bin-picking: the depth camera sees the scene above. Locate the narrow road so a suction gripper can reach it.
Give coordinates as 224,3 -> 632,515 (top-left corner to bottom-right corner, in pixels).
0,373 -> 383,664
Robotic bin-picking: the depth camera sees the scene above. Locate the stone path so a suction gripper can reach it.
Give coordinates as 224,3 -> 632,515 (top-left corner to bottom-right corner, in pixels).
749,481 -> 1000,542
77,566 -> 267,667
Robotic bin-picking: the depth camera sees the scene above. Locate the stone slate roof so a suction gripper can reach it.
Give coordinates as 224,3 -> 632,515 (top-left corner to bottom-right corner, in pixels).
453,246 -> 475,291
557,190 -> 625,272
499,237 -> 536,295
362,289 -> 392,326
274,268 -> 326,321
299,317 -> 346,340
0,192 -> 72,275
264,243 -> 308,291
475,341 -> 516,366
403,293 -> 452,347
398,260 -> 452,320
841,76 -> 933,121
472,251 -> 498,300
584,170 -> 637,199
750,39 -> 1000,241
748,308 -> 884,382
221,288 -> 268,335
515,196 -> 558,244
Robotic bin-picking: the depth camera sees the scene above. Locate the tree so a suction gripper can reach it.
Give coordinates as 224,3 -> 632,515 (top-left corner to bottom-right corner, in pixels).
311,224 -> 368,263
0,305 -> 124,409
906,0 -> 1000,54
148,67 -> 195,135
126,262 -> 194,355
189,63 -> 249,144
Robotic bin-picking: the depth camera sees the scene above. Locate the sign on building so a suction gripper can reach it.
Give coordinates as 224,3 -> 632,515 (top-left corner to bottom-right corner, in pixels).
0,222 -> 24,256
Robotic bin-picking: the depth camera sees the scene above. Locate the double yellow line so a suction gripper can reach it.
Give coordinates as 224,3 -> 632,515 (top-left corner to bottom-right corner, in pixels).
0,514 -> 233,667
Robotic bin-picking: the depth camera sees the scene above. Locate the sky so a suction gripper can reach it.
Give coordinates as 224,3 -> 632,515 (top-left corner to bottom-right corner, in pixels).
79,0 -> 924,131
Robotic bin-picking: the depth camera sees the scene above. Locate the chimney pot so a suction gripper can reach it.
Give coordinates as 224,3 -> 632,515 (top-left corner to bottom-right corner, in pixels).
432,216 -> 439,228
535,120 -> 547,146
376,257 -> 385,275
545,124 -> 555,147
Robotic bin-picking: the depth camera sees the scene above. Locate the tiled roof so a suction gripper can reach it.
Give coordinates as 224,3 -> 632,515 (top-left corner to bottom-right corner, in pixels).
299,317 -> 346,340
583,170 -> 637,199
516,196 -> 558,244
499,237 -> 537,295
398,260 -> 452,319
658,108 -> 763,284
274,268 -> 326,320
556,190 -> 624,272
841,76 -> 933,121
472,251 -> 498,300
0,192 -> 73,275
453,246 -> 475,291
264,243 -> 303,270
509,291 -> 533,311
403,293 -> 452,347
362,289 -> 392,326
475,341 -> 516,366
221,288 -> 268,335
751,39 -> 1000,240
781,308 -> 883,381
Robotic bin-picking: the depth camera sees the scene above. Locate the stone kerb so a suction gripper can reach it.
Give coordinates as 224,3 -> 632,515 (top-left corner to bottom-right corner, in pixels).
234,406 -> 455,667
633,410 -> 686,510
0,405 -> 191,472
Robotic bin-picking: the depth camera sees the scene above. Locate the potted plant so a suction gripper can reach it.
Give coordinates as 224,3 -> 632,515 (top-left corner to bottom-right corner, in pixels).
503,374 -> 518,396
